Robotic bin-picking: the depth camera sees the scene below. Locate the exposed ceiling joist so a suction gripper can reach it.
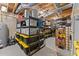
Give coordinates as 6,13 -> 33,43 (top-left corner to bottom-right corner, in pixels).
39,4 -> 72,18
45,4 -> 72,20
8,3 -> 15,12
12,3 -> 18,13
60,8 -> 72,17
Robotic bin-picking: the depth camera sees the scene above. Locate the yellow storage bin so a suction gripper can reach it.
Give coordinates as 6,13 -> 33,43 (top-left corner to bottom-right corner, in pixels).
74,41 -> 79,48
76,49 -> 79,56
59,34 -> 66,38
74,40 -> 79,56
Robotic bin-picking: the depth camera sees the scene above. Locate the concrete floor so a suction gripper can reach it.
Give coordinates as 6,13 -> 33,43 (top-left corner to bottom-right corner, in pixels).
0,37 -> 57,56
33,46 -> 57,56
0,44 -> 57,56
0,44 -> 26,56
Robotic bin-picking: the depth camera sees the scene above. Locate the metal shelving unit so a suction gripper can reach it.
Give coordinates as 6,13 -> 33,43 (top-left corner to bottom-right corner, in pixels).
15,9 -> 45,55
55,17 -> 71,56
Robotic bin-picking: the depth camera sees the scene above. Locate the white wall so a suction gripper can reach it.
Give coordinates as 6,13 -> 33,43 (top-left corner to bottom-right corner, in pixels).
0,12 -> 17,38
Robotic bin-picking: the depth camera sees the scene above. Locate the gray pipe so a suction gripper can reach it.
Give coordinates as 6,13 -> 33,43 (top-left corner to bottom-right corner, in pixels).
15,3 -> 36,14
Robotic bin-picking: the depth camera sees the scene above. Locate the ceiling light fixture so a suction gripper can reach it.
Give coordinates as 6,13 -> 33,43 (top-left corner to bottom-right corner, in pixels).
1,6 -> 7,12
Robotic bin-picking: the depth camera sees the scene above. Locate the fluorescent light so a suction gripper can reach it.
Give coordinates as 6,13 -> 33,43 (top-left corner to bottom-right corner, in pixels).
1,6 -> 7,12
39,11 -> 43,14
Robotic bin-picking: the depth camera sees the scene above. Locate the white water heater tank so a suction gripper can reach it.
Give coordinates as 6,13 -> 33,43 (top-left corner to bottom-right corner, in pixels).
0,22 -> 9,48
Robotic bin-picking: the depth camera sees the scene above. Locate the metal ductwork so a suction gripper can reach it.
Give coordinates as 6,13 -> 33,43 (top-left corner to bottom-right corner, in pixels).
15,3 -> 36,14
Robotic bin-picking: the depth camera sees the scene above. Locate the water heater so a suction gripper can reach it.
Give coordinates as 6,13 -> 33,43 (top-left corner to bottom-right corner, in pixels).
0,22 -> 9,48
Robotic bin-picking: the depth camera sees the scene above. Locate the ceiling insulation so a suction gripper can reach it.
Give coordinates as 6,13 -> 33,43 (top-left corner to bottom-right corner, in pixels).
8,3 -> 15,12
59,8 -> 72,18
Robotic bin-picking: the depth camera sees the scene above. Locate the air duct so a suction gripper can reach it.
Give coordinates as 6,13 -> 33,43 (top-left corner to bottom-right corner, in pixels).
15,3 -> 36,14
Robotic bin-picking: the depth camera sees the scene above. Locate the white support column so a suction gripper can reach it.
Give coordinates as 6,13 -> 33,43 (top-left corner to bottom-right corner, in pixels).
71,3 -> 79,55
